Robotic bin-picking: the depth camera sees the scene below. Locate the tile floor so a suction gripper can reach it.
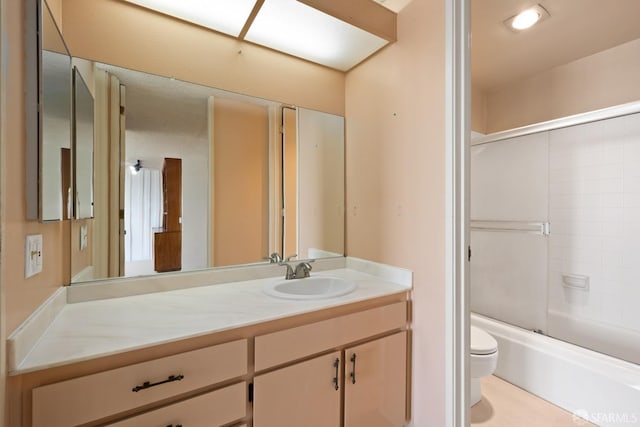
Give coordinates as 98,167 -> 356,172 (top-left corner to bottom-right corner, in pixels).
471,376 -> 597,427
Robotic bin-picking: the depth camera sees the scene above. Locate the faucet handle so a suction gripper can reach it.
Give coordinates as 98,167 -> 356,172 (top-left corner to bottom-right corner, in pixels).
294,260 -> 315,278
284,253 -> 298,262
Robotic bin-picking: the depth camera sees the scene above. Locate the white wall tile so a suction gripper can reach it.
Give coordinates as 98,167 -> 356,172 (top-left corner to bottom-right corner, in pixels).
549,112 -> 640,336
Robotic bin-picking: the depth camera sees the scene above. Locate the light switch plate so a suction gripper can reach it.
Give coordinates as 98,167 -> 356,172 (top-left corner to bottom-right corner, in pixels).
25,234 -> 43,278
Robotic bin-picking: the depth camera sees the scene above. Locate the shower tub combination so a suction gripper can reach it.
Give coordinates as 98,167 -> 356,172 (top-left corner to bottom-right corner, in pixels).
470,102 -> 640,427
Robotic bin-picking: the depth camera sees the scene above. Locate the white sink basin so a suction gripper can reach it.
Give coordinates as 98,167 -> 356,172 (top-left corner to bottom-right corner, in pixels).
263,276 -> 357,300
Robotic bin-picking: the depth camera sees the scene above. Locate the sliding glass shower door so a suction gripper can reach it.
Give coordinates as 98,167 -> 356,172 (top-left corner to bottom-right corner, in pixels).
470,109 -> 640,366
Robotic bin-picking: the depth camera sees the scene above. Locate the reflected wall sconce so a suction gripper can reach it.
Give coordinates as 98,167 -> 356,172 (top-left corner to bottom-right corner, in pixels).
130,159 -> 142,175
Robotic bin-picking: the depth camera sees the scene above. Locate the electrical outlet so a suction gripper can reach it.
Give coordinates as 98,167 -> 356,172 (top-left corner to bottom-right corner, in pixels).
25,234 -> 43,278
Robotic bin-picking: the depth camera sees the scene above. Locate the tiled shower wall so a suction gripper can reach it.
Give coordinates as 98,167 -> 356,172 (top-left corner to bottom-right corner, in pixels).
547,113 -> 640,363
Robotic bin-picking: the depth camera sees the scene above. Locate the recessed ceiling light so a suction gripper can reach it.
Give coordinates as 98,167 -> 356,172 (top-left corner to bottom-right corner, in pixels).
512,9 -> 540,30
504,4 -> 550,32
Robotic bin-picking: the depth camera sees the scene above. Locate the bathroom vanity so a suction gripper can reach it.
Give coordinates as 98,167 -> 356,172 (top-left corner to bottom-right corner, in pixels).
8,258 -> 412,427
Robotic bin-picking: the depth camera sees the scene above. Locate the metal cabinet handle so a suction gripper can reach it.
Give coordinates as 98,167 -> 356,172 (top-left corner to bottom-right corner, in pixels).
350,354 -> 357,385
333,358 -> 340,390
166,425 -> 182,427
132,374 -> 184,392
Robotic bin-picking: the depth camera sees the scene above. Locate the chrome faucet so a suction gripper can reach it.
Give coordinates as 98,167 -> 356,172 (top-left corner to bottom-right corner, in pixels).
279,259 -> 315,280
294,261 -> 314,279
279,262 -> 296,280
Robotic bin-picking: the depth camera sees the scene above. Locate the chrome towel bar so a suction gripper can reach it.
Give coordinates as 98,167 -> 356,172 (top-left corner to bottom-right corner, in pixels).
470,220 -> 550,236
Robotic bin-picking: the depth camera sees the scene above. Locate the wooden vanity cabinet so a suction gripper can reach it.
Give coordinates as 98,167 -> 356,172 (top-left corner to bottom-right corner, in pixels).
26,298 -> 409,427
253,302 -> 409,427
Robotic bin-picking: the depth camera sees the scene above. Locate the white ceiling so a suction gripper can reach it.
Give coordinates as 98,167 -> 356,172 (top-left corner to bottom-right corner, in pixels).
472,0 -> 640,90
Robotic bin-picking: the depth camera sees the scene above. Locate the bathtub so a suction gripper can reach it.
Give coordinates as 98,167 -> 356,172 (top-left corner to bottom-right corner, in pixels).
472,313 -> 640,427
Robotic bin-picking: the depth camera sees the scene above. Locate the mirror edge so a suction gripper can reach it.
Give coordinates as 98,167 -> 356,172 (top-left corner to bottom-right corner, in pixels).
25,0 -> 41,220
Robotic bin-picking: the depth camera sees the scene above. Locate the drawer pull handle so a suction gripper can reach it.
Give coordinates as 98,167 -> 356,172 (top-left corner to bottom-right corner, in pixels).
166,425 -> 182,427
332,358 -> 340,391
350,354 -> 357,385
132,374 -> 184,392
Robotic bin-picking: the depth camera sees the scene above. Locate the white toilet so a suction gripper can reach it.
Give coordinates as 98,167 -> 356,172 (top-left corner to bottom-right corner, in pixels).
470,325 -> 498,406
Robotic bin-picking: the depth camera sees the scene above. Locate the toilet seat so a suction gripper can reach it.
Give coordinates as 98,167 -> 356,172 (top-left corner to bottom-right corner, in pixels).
470,325 -> 499,406
471,325 -> 497,355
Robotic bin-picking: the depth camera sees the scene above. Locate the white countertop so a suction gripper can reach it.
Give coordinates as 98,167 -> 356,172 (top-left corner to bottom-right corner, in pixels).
9,259 -> 411,375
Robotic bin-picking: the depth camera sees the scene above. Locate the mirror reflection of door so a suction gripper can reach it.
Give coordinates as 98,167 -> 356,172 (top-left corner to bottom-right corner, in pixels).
118,67 -> 210,277
155,158 -> 182,272
124,160 -> 164,275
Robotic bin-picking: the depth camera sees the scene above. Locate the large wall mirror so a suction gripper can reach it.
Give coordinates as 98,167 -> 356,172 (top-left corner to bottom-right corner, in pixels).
69,64 -> 344,283
30,0 -> 347,285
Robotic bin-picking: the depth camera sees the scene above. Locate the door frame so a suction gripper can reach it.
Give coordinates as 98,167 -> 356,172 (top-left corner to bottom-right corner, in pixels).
445,0 -> 471,426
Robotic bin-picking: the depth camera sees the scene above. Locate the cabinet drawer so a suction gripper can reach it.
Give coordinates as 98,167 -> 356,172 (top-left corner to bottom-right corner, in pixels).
106,382 -> 246,427
32,339 -> 247,427
255,302 -> 406,371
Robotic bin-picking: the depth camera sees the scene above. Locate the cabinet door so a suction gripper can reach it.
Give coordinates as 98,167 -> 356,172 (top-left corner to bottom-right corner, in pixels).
253,351 -> 341,427
344,331 -> 407,427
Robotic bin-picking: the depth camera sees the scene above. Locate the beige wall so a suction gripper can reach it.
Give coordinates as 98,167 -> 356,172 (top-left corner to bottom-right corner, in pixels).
484,37 -> 640,133
61,0 -> 345,116
471,84 -> 487,134
212,98 -> 270,267
345,0 -> 446,425
3,0 -> 67,336
44,0 -> 62,29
